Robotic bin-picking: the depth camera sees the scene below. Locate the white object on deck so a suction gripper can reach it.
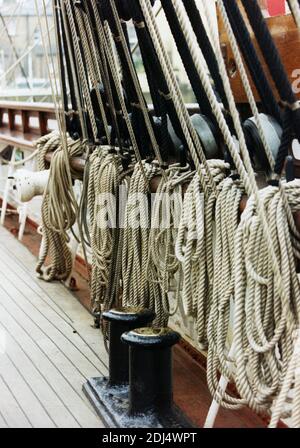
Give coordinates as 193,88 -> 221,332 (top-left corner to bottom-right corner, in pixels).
0,149 -> 37,241
13,169 -> 50,203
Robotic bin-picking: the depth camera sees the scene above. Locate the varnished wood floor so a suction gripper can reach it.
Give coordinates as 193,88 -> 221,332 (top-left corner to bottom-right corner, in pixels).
0,226 -> 107,428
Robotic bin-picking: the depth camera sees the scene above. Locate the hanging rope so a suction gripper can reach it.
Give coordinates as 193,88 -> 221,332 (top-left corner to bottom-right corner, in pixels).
217,0 -> 275,172
147,163 -> 193,320
122,161 -> 167,325
222,0 -> 282,123
139,0 -> 217,198
206,175 -> 245,410
36,131 -> 82,282
233,181 -> 300,414
176,160 -> 229,348
88,147 -> 123,312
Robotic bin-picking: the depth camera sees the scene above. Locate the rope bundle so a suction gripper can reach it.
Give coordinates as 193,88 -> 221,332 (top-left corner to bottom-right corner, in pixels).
232,181 -> 300,414
36,131 -> 82,282
206,177 -> 244,405
122,161 -> 169,325
87,147 -> 123,311
146,164 -> 193,322
176,160 -> 229,348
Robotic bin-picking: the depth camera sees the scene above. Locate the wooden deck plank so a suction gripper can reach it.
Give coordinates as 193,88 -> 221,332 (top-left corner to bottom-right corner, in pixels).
0,241 -> 108,369
0,235 -> 108,366
0,241 -> 74,324
0,262 -> 106,378
0,283 -> 103,382
0,310 -> 103,428
0,354 -> 56,428
0,375 -> 32,428
0,323 -> 80,428
0,227 -> 105,428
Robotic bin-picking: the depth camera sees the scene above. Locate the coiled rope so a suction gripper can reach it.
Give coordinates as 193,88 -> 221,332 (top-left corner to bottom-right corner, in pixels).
165,0 -> 300,422
122,161 -> 168,326
88,147 -> 123,312
146,163 -> 193,321
36,131 -> 82,282
175,160 -> 229,348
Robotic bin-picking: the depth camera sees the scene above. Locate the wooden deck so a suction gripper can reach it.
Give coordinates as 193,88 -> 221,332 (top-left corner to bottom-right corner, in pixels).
0,226 -> 108,428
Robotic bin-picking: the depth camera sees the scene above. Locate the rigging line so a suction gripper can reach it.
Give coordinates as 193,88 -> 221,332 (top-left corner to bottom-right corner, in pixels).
171,0 -> 290,317
129,3 -> 163,56
69,0 -> 122,148
0,36 -> 52,83
0,12 -> 31,91
34,0 -> 63,130
129,0 -> 190,147
18,0 -> 52,56
102,22 -> 148,182
42,0 -> 67,139
102,0 -> 159,162
220,0 -> 294,183
37,0 -> 80,247
109,0 -> 167,174
217,0 -> 275,172
241,0 -> 300,141
182,0 -> 228,110
90,0 -> 127,152
160,0 -> 219,123
288,0 -> 300,28
0,0 -> 26,42
139,0 -> 217,197
199,11 -> 300,419
59,0 -> 88,142
47,0 -> 80,235
222,0 -> 282,124
54,0 -> 69,121
74,5 -> 111,144
64,0 -> 98,143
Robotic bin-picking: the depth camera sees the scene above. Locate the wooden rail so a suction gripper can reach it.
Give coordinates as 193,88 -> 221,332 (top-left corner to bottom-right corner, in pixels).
0,101 -> 57,150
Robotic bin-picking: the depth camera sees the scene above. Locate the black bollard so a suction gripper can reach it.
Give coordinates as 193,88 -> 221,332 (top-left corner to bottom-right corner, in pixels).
102,307 -> 155,387
121,327 -> 181,417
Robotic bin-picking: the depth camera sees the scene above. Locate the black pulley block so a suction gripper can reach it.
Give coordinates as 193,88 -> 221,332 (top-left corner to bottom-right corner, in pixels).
191,114 -> 222,160
243,114 -> 282,173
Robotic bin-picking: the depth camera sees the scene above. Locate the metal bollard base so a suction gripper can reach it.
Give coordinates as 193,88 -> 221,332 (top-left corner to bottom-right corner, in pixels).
83,377 -> 194,429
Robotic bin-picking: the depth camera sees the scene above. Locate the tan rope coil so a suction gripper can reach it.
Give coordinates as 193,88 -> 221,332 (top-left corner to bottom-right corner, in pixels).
146,164 -> 194,320
176,160 -> 229,348
36,131 -> 83,282
87,147 -> 123,312
122,161 -> 170,325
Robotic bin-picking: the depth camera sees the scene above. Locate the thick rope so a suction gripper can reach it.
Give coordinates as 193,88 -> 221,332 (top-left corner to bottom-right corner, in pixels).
36,131 -> 81,282
88,147 -> 123,312
176,160 -> 229,348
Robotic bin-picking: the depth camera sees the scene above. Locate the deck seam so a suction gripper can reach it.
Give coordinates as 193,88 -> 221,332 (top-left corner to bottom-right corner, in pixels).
0,319 -> 84,428
0,268 -> 106,375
